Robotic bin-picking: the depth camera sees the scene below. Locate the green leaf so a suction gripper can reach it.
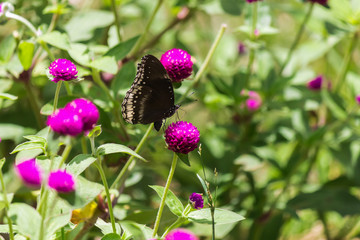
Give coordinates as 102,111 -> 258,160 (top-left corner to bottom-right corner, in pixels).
149,185 -> 184,217
0,124 -> 34,143
11,141 -> 45,154
0,158 -> 5,169
43,3 -> 71,15
68,43 -> 90,66
0,35 -> 16,63
0,193 -> 14,211
17,41 -> 35,70
23,135 -> 47,143
9,203 -> 41,238
96,143 -> 146,162
188,208 -> 245,225
176,152 -> 190,166
87,125 -> 102,138
220,0 -> 243,15
196,174 -> 209,200
0,224 -> 18,233
0,93 -> 18,100
38,31 -> 71,50
321,90 -> 347,120
329,0 -> 354,24
59,176 -> 104,208
90,56 -> 118,74
105,35 -> 140,61
95,218 -> 122,235
66,154 -> 97,176
65,10 -> 115,42
102,233 -> 122,240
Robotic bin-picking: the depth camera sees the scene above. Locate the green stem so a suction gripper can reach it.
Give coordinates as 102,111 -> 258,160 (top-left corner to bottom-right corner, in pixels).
178,24 -> 227,103
152,154 -> 178,238
95,159 -> 117,233
161,217 -> 186,238
38,190 -> 49,240
128,0 -> 164,58
0,166 -> 14,240
334,31 -> 358,94
243,2 -> 258,88
211,207 -> 215,240
58,139 -> 72,168
53,81 -> 63,113
25,82 -> 45,129
5,12 -> 40,37
111,0 -> 122,42
318,211 -> 331,240
40,41 -> 55,62
81,136 -> 88,154
279,3 -> 314,75
63,82 -> 72,96
110,123 -> 154,189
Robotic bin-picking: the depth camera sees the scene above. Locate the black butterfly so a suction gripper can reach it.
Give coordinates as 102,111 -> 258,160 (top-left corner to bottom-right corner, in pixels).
121,55 -> 179,131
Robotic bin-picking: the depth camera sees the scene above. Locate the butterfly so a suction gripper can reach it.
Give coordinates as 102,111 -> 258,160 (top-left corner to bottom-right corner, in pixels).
121,55 -> 179,131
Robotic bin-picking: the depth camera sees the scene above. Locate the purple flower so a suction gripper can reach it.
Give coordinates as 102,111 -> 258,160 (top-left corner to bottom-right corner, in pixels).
309,0 -> 327,5
241,90 -> 262,111
356,95 -> 360,105
164,229 -> 199,240
0,3 -> 3,14
160,49 -> 193,82
246,0 -> 262,3
165,121 -> 200,154
238,42 -> 246,55
15,159 -> 42,187
307,75 -> 323,91
189,193 -> 204,209
47,108 -> 83,136
48,170 -> 75,193
65,98 -> 99,131
49,59 -> 78,83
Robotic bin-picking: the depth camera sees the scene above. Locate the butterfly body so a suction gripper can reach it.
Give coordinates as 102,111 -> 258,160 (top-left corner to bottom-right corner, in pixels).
121,55 -> 179,131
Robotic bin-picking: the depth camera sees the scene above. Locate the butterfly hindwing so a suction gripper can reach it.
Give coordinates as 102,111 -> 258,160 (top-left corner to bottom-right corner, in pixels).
121,55 -> 177,130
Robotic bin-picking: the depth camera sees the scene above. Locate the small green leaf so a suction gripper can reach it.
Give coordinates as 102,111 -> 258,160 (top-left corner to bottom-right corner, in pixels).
188,208 -> 245,225
90,56 -> 118,74
43,3 -> 71,15
18,41 -> 35,70
102,233 -> 121,240
87,125 -> 102,138
96,143 -> 146,162
176,152 -> 190,166
38,31 -> 71,50
0,193 -> 14,211
0,93 -> 18,100
105,35 -> 140,61
9,203 -> 41,238
149,185 -> 184,217
59,176 -> 103,208
11,141 -> 45,154
95,218 -> 122,235
196,174 -> 209,198
321,90 -> 347,120
0,35 -> 16,63
23,135 -> 47,143
220,0 -> 243,15
0,158 -> 5,169
66,154 -> 97,176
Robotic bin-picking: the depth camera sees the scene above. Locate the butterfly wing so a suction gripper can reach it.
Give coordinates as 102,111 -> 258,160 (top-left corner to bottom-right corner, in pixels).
122,55 -> 176,126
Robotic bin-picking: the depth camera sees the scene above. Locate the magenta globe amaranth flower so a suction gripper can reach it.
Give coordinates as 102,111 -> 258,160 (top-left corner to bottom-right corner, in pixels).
189,193 -> 204,209
164,229 -> 199,240
15,159 -> 42,187
47,108 -> 83,136
309,0 -> 327,5
307,75 -> 323,91
48,170 -> 75,193
165,121 -> 200,154
356,95 -> 360,105
49,59 -> 78,83
65,98 -> 99,131
160,49 -> 193,82
241,90 -> 262,111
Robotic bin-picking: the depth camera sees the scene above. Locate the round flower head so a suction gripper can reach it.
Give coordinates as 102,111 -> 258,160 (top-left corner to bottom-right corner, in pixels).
189,193 -> 204,209
238,42 -> 246,55
241,90 -> 262,111
164,229 -> 199,240
160,49 -> 193,82
49,59 -> 78,83
165,121 -> 200,154
15,159 -> 42,187
309,0 -> 327,5
356,95 -> 360,105
65,98 -> 99,131
307,75 -> 323,91
48,170 -> 75,193
47,108 -> 83,136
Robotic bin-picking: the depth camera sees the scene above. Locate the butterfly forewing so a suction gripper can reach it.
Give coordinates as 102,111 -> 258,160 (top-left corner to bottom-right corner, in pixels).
121,55 -> 177,129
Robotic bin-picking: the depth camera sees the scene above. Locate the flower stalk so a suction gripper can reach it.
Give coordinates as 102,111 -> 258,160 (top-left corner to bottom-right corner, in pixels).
0,159 -> 14,240
152,154 -> 178,237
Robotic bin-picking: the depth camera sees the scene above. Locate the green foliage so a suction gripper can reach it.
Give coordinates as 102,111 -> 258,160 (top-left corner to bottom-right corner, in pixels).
149,185 -> 184,217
